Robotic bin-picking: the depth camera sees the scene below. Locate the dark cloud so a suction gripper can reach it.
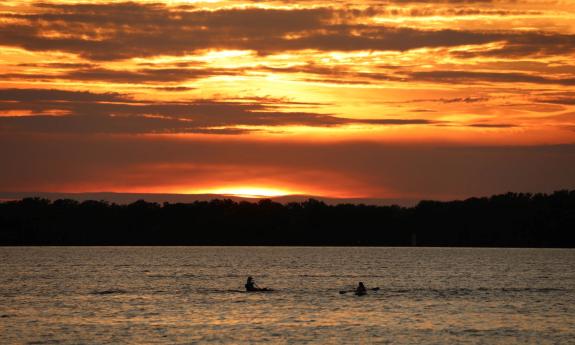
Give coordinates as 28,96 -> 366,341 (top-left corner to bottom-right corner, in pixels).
535,98 -> 575,105
0,88 -> 437,134
0,88 -> 126,102
409,71 -> 575,86
154,86 -> 196,92
452,32 -> 575,58
16,63 -> 95,69
0,4 -> 333,60
388,96 -> 490,104
0,2 -> 558,60
303,78 -> 374,85
354,118 -> 436,125
259,64 -> 575,87
411,109 -> 436,113
64,67 -> 241,83
2,65 -> 244,83
4,64 -> 376,85
381,7 -> 540,17
468,123 -> 517,128
272,26 -> 501,54
438,97 -> 489,103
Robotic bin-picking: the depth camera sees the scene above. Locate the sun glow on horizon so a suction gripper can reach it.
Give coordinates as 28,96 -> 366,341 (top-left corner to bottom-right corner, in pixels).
192,186 -> 299,198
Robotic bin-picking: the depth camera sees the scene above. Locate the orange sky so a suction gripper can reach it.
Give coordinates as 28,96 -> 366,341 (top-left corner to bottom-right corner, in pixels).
1,0 -> 574,199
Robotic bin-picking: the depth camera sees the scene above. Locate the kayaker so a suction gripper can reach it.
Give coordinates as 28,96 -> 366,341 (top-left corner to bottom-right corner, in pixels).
355,282 -> 367,295
245,276 -> 258,291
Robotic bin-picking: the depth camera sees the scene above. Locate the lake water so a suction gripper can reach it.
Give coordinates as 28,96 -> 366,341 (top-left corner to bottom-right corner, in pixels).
1,247 -> 574,344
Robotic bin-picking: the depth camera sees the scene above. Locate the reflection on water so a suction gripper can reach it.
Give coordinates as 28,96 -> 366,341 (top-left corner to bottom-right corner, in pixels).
1,247 -> 574,344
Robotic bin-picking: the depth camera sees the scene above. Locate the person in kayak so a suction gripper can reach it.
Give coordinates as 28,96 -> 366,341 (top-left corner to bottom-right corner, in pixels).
245,276 -> 272,292
245,276 -> 257,291
246,276 -> 265,291
339,282 -> 379,295
355,282 -> 367,295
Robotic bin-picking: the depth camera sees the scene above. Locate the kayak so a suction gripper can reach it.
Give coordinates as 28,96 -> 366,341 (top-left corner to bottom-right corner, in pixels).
246,288 -> 274,292
339,287 -> 379,295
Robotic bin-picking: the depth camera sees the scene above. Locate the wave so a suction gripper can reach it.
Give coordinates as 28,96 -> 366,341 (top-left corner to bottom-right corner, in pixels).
381,287 -> 568,296
90,288 -> 128,295
145,273 -> 201,278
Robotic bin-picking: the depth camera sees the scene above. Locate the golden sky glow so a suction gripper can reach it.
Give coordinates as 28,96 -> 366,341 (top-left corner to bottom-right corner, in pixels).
195,186 -> 296,198
1,0 -> 574,199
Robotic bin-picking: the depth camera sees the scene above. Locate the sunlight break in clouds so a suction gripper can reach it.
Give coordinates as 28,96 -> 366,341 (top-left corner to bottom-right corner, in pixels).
0,0 -> 574,199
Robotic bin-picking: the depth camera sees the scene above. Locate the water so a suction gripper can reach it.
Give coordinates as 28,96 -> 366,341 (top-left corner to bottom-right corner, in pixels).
1,247 -> 574,344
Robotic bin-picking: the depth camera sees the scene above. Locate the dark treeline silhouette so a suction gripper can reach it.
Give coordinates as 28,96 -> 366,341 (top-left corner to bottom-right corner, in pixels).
1,190 -> 574,247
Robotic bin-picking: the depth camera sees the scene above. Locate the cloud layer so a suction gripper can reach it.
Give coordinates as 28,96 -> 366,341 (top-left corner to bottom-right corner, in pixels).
2,3 -> 574,60
0,0 -> 574,198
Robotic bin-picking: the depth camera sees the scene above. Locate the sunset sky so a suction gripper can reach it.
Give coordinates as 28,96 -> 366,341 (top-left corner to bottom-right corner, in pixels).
1,0 -> 574,200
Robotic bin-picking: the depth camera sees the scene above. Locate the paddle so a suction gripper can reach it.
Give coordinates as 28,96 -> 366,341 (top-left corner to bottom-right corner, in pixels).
339,287 -> 380,294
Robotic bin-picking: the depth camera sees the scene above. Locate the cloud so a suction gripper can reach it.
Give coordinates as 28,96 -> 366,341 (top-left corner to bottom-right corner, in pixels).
409,71 -> 575,86
438,97 -> 489,103
0,4 -> 332,60
385,96 -> 490,104
1,2 -> 558,60
154,86 -> 196,92
452,32 -> 575,58
0,88 -> 437,134
535,98 -> 575,105
468,123 -> 517,128
0,88 -> 126,102
64,67 -> 241,83
353,118 -> 436,125
2,67 -> 243,84
380,7 -> 541,17
257,64 -> 575,87
16,63 -> 95,69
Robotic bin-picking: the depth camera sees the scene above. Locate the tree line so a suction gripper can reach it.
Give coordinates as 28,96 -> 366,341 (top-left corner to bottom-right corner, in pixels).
0,190 -> 574,247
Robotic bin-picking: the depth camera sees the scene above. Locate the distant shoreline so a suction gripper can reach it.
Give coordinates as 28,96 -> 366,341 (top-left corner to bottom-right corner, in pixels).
1,245 -> 574,249
0,191 -> 420,207
1,190 -> 574,248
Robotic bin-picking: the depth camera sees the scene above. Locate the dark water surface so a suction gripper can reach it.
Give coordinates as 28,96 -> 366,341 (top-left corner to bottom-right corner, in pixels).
1,247 -> 574,344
